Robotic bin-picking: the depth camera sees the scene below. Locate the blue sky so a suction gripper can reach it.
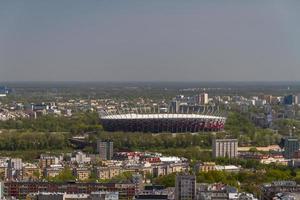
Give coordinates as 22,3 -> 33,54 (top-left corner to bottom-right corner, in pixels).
0,1 -> 300,82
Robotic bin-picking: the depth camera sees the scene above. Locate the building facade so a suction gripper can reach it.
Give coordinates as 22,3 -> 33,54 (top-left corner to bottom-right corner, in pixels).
175,175 -> 196,200
283,137 -> 300,159
97,140 -> 114,160
4,182 -> 135,199
212,139 -> 238,159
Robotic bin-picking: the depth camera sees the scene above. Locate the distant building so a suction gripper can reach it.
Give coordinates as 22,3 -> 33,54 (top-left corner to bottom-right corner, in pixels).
194,162 -> 216,173
175,174 -> 196,200
7,158 -> 22,170
135,185 -> 174,200
97,140 -> 114,160
7,158 -> 22,180
72,152 -> 91,164
212,139 -> 238,159
73,167 -> 91,181
39,155 -> 59,169
28,192 -> 89,200
27,191 -> 119,200
96,166 -> 121,180
283,95 -> 294,105
90,191 -> 119,200
282,137 -> 299,159
170,100 -> 180,113
260,181 -> 300,200
0,86 -> 11,97
197,183 -> 257,200
4,181 -> 135,199
296,94 -> 300,105
196,93 -> 209,105
22,164 -> 40,181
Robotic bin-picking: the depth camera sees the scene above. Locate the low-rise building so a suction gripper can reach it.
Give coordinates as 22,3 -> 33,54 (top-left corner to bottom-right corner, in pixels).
96,166 -> 121,180
194,162 -> 216,173
73,167 -> 91,181
44,165 -> 64,178
22,164 -> 41,181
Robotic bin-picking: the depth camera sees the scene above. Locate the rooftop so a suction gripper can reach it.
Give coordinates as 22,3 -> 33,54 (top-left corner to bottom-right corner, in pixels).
101,113 -> 226,120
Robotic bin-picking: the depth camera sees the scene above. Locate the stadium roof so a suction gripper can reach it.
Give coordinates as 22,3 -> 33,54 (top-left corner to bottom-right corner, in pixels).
101,113 -> 226,120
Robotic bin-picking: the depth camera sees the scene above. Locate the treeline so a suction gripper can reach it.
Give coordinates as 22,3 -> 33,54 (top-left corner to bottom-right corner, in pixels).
0,131 -> 69,151
225,112 -> 282,146
93,132 -> 217,150
0,112 -> 101,134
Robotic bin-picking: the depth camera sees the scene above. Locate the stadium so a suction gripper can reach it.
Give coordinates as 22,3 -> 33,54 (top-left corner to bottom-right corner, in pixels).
100,112 -> 226,133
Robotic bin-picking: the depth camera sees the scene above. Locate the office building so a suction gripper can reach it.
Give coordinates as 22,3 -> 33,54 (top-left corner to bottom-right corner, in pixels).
212,139 -> 238,159
97,140 -> 114,160
282,137 -> 300,159
283,95 -> 294,105
0,86 -> 10,97
175,174 -> 196,200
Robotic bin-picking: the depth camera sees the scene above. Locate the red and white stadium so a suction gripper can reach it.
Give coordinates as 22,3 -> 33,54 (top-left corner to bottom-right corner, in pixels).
100,112 -> 226,133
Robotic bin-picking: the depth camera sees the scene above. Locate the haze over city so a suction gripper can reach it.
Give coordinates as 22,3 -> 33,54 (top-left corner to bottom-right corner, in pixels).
1,1 -> 300,82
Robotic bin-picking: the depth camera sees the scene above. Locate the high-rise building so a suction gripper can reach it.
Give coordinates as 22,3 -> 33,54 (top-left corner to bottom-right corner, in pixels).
282,137 -> 299,159
294,95 -> 299,105
170,100 -> 180,113
175,174 -> 196,200
283,95 -> 294,105
196,93 -> 209,105
212,139 -> 238,159
8,158 -> 22,170
97,140 -> 114,160
0,86 -> 11,97
7,158 -> 23,180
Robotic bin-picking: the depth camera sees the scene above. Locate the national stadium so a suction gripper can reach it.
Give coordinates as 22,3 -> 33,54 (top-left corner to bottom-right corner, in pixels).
99,111 -> 226,133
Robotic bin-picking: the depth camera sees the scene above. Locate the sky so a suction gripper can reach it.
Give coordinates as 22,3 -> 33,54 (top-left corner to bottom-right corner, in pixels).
0,0 -> 300,82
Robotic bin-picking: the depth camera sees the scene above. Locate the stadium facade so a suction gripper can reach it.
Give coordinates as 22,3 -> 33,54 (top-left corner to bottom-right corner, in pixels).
100,113 -> 226,133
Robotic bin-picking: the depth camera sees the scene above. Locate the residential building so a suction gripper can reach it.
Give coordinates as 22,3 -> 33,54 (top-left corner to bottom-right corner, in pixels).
7,158 -> 22,180
97,140 -> 114,160
4,181 -> 135,199
90,192 -> 119,200
260,181 -> 300,200
73,167 -> 91,181
175,174 -> 196,200
44,165 -> 64,178
39,155 -> 59,169
194,162 -> 216,173
96,166 -> 121,180
282,137 -> 299,159
22,164 -> 41,181
71,152 -> 91,164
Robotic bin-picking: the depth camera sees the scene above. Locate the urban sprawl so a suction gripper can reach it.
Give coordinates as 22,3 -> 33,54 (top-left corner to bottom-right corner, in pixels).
1,84 -> 300,200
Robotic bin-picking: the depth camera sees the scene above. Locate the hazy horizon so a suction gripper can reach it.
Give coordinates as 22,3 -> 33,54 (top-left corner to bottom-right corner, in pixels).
1,1 -> 300,82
